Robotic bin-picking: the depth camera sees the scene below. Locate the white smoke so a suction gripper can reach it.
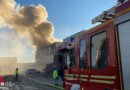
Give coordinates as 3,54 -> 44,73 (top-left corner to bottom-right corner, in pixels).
0,0 -> 59,68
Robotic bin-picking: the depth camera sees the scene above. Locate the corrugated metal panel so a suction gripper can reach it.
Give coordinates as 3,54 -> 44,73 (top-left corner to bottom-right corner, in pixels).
118,21 -> 130,90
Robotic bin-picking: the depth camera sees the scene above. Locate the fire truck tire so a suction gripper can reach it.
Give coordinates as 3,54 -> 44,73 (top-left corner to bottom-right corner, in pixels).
70,84 -> 80,90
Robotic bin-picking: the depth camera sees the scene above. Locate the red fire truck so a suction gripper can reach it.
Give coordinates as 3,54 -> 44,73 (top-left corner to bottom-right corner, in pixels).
62,0 -> 130,90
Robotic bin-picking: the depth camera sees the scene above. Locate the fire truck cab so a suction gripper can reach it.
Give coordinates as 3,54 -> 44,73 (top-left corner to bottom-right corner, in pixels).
63,1 -> 130,90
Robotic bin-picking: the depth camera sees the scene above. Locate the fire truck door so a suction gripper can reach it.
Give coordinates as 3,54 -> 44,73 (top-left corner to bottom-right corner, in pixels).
88,25 -> 118,89
79,38 -> 88,88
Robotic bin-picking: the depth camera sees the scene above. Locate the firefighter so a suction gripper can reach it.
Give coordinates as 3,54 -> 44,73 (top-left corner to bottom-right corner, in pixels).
58,65 -> 65,82
14,68 -> 19,81
53,68 -> 59,85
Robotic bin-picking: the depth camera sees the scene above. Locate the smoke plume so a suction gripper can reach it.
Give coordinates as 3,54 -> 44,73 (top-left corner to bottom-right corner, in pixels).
0,0 -> 59,67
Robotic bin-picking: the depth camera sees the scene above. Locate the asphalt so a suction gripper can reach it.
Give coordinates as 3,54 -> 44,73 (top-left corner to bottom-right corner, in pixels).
1,74 -> 64,90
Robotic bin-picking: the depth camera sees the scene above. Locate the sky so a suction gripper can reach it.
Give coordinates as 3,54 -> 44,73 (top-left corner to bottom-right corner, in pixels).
15,0 -> 117,39
0,0 -> 117,63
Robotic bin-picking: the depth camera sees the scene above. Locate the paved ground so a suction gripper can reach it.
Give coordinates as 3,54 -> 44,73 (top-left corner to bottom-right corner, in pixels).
2,74 -> 64,90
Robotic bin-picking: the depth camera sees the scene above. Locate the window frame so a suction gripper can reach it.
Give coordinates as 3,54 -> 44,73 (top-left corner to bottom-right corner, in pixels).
90,31 -> 108,69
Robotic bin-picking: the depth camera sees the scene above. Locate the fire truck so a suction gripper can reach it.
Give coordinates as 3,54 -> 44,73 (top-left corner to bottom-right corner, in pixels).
61,0 -> 130,90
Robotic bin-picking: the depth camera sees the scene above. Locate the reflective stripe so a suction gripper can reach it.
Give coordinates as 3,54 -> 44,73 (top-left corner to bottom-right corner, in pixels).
75,75 -> 79,77
89,79 -> 114,84
65,82 -> 73,85
79,78 -> 88,81
64,77 -> 78,80
65,74 -> 73,76
91,75 -> 116,79
80,75 -> 88,77
65,74 -> 79,77
116,8 -> 130,17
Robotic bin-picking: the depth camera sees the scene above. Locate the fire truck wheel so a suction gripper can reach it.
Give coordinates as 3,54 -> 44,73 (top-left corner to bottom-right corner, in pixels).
70,84 -> 80,90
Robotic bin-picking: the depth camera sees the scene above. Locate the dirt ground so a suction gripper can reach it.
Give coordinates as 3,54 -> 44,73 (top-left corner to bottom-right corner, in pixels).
2,74 -> 63,90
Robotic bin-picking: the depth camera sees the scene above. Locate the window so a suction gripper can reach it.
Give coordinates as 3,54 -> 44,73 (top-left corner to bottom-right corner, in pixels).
67,48 -> 75,67
79,39 -> 86,69
58,51 -> 65,66
91,32 -> 107,69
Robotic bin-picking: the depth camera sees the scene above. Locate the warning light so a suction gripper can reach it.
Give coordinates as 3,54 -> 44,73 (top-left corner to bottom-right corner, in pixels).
0,77 -> 3,83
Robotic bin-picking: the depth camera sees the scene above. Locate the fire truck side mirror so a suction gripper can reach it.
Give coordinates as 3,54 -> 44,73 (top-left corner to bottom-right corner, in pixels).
68,44 -> 71,46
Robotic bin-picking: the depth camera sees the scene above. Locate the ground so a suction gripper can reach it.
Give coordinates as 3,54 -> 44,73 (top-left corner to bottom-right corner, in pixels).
2,74 -> 63,90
